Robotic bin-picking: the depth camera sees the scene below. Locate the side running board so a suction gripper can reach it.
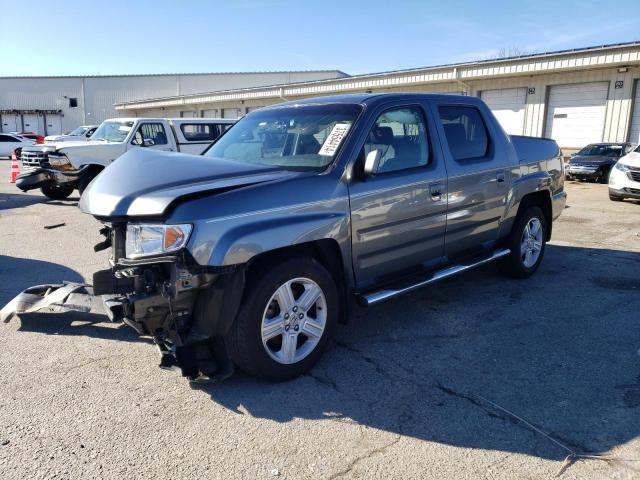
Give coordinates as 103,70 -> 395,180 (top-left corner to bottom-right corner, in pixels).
358,248 -> 511,307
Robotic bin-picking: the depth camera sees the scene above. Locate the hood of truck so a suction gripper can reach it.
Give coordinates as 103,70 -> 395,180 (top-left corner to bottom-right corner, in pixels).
569,155 -> 617,167
24,141 -> 126,168
79,149 -> 296,218
44,135 -> 88,142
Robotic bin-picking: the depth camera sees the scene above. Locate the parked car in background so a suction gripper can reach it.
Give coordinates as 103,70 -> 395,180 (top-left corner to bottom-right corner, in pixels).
17,132 -> 45,144
44,125 -> 98,143
15,118 -> 235,199
71,93 -> 566,382
0,133 -> 35,157
609,145 -> 640,202
566,143 -> 634,183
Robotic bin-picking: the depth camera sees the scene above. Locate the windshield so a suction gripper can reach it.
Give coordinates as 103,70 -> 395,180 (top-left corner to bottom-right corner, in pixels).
577,144 -> 625,157
68,126 -> 88,136
91,121 -> 134,142
204,104 -> 362,170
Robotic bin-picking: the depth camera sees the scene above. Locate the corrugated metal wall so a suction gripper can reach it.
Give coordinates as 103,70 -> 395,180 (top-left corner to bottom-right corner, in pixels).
0,71 -> 346,134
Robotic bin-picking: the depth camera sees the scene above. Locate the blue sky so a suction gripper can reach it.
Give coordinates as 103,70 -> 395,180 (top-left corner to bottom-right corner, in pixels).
0,0 -> 638,77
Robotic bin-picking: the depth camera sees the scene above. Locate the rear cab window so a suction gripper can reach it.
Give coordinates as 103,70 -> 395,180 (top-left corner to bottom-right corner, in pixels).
180,123 -> 223,142
438,105 -> 489,161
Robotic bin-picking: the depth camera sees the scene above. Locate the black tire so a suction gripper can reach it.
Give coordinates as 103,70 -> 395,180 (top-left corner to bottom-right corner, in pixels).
77,167 -> 102,196
40,184 -> 74,200
498,206 -> 547,279
225,257 -> 338,381
609,194 -> 624,202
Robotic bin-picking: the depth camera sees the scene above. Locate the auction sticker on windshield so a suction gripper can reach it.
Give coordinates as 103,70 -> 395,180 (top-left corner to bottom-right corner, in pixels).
318,123 -> 351,156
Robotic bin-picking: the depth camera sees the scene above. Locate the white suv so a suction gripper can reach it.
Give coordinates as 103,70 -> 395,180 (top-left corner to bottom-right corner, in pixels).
609,147 -> 640,202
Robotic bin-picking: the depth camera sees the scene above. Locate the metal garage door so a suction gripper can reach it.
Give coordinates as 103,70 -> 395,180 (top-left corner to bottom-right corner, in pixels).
628,82 -> 640,144
545,82 -> 609,148
202,109 -> 219,118
222,108 -> 240,119
22,114 -> 42,134
480,88 -> 527,135
1,114 -> 19,133
45,115 -> 62,135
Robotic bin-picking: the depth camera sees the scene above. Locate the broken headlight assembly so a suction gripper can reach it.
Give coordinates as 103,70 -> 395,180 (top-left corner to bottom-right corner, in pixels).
47,152 -> 74,171
125,223 -> 193,259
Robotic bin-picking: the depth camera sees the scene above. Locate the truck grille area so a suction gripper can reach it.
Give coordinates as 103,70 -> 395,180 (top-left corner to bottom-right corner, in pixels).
20,151 -> 50,172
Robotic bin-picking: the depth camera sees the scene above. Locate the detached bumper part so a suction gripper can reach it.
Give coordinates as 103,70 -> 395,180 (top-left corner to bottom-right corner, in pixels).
0,282 -> 98,323
15,167 -> 83,192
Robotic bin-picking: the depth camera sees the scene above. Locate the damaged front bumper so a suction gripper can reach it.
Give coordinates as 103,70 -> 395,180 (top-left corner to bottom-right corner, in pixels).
96,244 -> 243,382
15,166 -> 84,192
2,224 -> 244,383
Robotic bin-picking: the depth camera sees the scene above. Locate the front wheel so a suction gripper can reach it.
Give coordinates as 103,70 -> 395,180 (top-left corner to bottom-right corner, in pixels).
498,206 -> 547,278
77,167 -> 103,196
225,257 -> 338,381
40,184 -> 74,200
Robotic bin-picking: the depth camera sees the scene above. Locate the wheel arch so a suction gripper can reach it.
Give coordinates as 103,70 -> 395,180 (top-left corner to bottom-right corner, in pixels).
244,239 -> 350,324
513,190 -> 553,241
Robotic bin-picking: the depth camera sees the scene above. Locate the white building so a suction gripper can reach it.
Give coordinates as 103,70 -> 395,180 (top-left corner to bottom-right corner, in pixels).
0,70 -> 347,135
115,41 -> 640,151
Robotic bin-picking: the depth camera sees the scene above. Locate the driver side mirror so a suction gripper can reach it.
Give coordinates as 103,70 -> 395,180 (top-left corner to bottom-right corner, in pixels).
364,149 -> 382,177
570,152 -> 578,157
142,138 -> 155,147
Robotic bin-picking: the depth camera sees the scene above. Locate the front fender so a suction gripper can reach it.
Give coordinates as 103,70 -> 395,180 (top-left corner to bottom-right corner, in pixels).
66,154 -> 111,169
186,199 -> 350,267
212,213 -> 349,265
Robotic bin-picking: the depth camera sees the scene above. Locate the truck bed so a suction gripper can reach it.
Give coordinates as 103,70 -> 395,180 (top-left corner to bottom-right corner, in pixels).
510,135 -> 560,164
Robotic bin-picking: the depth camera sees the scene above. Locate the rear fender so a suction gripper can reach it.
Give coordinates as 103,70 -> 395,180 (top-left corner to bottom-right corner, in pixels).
498,171 -> 553,240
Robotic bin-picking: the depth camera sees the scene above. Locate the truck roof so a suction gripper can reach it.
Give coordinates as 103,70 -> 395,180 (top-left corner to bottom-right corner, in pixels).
267,92 -> 484,109
103,117 -> 236,123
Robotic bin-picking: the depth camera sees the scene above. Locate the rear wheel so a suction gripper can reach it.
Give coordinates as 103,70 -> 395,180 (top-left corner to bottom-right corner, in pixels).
225,257 -> 338,381
40,184 -> 74,200
498,206 -> 547,278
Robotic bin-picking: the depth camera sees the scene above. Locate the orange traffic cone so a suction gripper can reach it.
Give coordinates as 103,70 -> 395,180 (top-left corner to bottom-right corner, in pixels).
9,150 -> 20,183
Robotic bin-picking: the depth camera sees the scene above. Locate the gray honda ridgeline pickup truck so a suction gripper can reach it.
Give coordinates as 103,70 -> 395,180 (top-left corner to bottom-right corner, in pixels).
76,93 -> 565,382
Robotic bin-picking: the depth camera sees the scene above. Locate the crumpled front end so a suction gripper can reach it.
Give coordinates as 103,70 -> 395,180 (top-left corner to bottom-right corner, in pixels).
91,223 -> 241,382
16,148 -> 83,191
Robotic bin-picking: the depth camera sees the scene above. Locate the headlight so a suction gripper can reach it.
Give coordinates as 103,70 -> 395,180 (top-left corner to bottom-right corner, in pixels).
125,223 -> 193,258
614,162 -> 630,173
47,153 -> 74,171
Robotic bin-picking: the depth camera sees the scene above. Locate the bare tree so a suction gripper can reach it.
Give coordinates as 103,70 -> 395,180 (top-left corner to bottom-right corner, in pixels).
478,47 -> 533,61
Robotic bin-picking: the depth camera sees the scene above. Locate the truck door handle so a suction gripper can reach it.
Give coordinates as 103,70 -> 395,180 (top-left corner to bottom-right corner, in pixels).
496,172 -> 506,183
429,182 -> 443,201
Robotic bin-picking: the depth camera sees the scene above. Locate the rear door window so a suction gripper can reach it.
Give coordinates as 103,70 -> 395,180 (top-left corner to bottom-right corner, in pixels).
438,106 -> 489,161
180,123 -> 222,142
